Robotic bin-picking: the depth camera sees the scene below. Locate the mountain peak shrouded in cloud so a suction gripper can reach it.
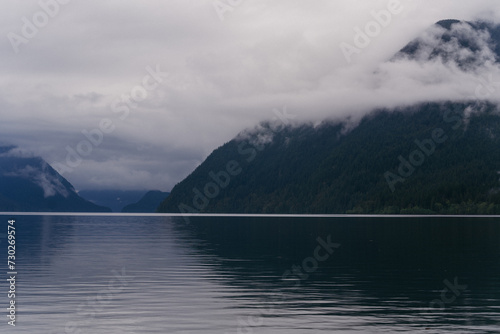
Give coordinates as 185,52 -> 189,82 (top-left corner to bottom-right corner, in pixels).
436,19 -> 464,29
0,145 -> 110,212
394,19 -> 500,69
158,16 -> 500,214
0,145 -> 70,198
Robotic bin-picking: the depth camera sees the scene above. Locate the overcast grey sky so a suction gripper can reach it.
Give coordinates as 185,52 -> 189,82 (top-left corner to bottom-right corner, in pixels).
1,0 -> 499,191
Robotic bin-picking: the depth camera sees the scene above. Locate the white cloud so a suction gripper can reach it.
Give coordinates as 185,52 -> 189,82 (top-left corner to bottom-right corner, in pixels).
0,0 -> 499,190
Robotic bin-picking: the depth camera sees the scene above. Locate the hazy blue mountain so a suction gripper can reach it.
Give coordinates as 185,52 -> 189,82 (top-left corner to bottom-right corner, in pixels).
0,146 -> 110,212
121,190 -> 170,213
78,190 -> 148,212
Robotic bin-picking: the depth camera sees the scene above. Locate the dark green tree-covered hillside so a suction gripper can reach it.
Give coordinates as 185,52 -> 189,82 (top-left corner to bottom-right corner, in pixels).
158,102 -> 500,214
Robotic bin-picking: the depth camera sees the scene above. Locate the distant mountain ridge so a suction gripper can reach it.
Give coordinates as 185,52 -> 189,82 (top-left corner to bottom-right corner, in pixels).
78,189 -> 148,212
0,146 -> 110,212
122,190 -> 169,213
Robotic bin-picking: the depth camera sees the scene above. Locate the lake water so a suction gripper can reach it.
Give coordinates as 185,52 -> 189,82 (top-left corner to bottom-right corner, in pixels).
0,215 -> 499,333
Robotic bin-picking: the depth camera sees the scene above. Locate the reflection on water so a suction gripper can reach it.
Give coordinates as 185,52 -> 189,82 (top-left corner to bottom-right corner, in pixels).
0,215 -> 499,333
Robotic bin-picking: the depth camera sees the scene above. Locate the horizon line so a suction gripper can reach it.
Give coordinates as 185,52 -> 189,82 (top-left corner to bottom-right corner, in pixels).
1,212 -> 500,218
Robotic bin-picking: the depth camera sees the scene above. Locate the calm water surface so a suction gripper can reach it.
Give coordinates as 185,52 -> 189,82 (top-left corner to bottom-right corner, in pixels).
0,215 -> 499,333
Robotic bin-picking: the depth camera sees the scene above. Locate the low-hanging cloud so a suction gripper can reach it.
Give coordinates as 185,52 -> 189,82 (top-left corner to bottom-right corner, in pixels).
0,0 -> 499,191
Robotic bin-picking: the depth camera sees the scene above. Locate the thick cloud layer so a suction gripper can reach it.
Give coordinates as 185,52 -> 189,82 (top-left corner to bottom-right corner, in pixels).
0,0 -> 499,191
